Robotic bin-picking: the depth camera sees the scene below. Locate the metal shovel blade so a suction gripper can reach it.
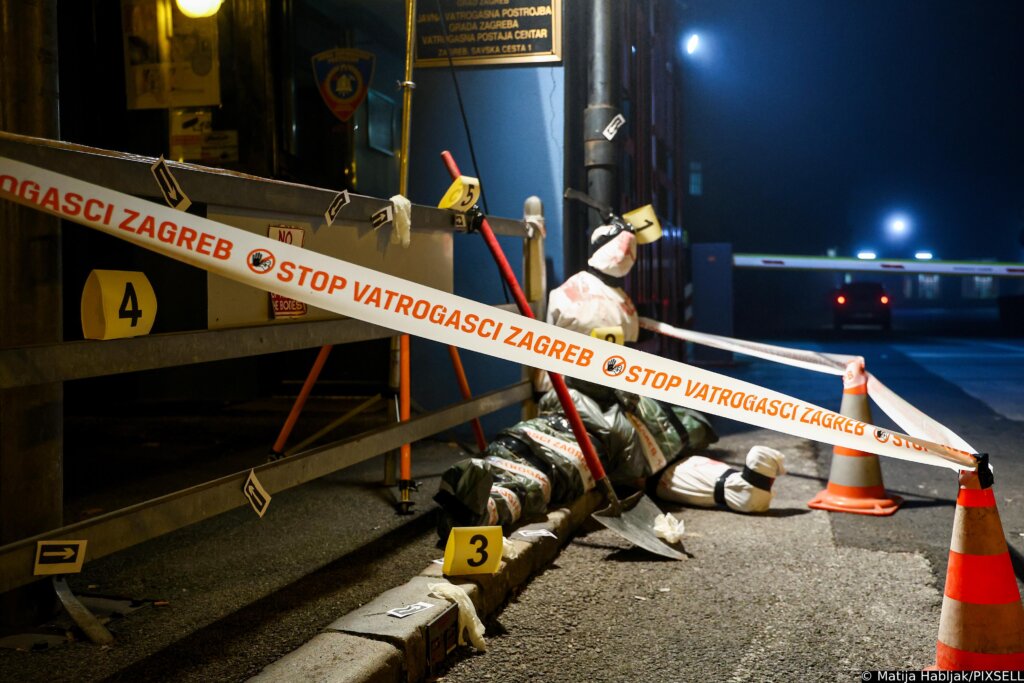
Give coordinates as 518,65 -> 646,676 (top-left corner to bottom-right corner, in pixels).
592,491 -> 686,560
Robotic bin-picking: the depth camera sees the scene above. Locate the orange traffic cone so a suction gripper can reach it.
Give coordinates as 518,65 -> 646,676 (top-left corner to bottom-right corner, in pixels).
808,359 -> 903,515
931,466 -> 1024,670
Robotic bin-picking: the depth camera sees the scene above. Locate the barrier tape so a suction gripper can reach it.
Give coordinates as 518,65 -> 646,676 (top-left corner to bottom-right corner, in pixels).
639,318 -> 849,377
0,156 -> 976,471
733,253 -> 1024,277
639,317 -> 976,457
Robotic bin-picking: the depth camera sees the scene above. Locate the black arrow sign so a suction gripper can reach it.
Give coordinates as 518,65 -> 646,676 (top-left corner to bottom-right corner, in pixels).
38,544 -> 78,564
34,539 -> 88,575
602,113 -> 626,140
372,206 -> 394,229
150,157 -> 191,211
243,470 -> 272,518
245,482 -> 267,511
325,190 -> 351,226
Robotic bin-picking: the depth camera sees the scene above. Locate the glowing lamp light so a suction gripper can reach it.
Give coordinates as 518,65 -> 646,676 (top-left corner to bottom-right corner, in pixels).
836,295 -> 847,305
880,295 -> 890,304
885,213 -> 912,238
856,251 -> 877,260
685,34 -> 700,55
915,251 -> 933,260
176,0 -> 224,18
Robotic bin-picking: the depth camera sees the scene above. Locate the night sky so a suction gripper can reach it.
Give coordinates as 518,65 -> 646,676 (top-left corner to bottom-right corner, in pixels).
680,0 -> 1024,262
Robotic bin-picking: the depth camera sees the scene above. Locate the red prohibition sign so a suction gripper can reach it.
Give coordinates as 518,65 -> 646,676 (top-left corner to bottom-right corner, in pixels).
247,248 -> 276,274
602,355 -> 627,377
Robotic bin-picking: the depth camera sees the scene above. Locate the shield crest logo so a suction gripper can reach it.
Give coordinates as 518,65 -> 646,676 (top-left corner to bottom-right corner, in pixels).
312,48 -> 375,123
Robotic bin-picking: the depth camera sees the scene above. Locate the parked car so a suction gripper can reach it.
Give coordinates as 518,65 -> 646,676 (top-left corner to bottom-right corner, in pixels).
832,281 -> 892,330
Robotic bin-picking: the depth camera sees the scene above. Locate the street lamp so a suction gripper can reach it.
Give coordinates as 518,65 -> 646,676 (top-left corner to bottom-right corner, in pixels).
885,213 -> 911,238
176,0 -> 224,18
685,33 -> 700,56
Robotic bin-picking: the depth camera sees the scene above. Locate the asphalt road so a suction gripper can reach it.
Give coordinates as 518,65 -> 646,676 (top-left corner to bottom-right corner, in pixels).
724,330 -> 1024,590
0,434 -> 469,683
436,328 -> 1024,682
437,430 -> 943,682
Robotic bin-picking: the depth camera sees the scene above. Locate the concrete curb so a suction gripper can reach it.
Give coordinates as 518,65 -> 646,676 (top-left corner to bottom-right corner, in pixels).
250,491 -> 603,683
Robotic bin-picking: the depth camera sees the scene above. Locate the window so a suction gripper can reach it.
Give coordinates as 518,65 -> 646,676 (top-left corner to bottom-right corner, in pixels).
963,275 -> 996,299
688,161 -> 702,196
918,274 -> 940,299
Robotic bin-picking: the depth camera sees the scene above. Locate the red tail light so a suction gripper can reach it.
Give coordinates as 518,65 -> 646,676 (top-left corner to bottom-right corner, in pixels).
880,295 -> 890,304
836,295 -> 846,304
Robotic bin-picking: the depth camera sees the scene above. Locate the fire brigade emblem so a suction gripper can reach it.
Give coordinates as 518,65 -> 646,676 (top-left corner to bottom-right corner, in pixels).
312,48 -> 374,123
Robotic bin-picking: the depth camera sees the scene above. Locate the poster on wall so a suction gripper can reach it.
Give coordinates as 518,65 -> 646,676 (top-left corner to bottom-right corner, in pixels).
312,48 -> 375,124
415,0 -> 562,67
267,226 -> 308,319
121,0 -> 221,110
169,109 -> 239,165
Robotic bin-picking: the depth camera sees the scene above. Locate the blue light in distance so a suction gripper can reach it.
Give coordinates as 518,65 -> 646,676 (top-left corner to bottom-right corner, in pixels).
914,251 -> 933,260
886,213 -> 911,237
857,251 -> 877,260
685,34 -> 700,55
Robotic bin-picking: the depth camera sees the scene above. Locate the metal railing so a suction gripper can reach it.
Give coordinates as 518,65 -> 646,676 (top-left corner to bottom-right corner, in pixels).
0,132 -> 542,594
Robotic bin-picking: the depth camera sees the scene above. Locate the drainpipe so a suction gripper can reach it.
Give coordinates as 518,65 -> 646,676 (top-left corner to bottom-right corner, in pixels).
583,0 -> 620,229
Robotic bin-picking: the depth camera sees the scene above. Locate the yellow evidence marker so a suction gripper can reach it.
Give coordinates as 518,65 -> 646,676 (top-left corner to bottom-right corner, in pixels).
623,204 -> 662,244
80,270 -> 157,340
442,526 -> 503,576
591,325 -> 625,345
438,176 -> 481,212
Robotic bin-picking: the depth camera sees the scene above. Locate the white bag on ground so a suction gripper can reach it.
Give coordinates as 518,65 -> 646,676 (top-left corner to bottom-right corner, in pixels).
655,446 -> 786,513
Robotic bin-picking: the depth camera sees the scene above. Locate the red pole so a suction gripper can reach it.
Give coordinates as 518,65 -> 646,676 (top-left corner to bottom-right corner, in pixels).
399,334 -> 411,483
270,344 -> 333,458
440,151 -> 614,496
448,345 -> 488,451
